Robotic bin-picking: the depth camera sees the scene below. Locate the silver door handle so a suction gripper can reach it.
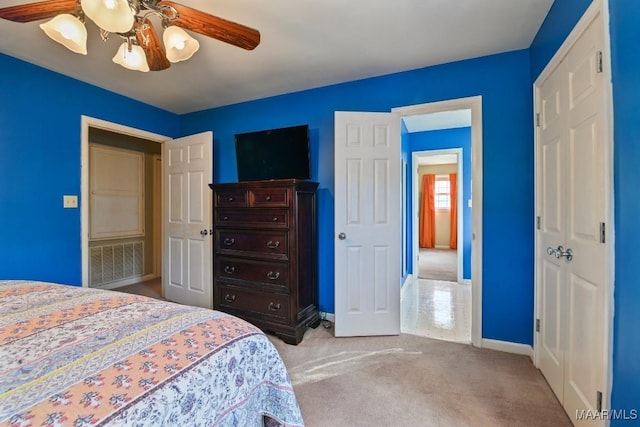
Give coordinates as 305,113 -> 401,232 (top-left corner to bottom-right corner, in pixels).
338,233 -> 346,240
200,229 -> 208,236
546,245 -> 573,262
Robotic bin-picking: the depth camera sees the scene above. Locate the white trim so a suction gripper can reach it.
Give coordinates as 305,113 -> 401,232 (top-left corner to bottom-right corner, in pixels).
393,96 -> 483,348
536,1 -> 604,83
94,273 -> 157,291
401,274 -> 414,304
152,154 -> 162,278
532,0 -> 613,413
402,273 -> 414,289
320,312 -> 336,323
601,0 -> 615,413
482,339 -> 534,359
80,116 -> 169,287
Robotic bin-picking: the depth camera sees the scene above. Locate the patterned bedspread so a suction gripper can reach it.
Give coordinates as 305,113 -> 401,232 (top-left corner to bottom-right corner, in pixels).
0,280 -> 304,427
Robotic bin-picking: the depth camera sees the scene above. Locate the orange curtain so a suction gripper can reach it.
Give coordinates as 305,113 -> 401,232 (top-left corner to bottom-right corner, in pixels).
419,174 -> 436,248
449,173 -> 457,249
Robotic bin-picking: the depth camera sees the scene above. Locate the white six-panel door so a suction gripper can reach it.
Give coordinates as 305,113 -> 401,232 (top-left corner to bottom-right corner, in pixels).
163,132 -> 213,308
334,111 -> 401,337
536,12 -> 608,427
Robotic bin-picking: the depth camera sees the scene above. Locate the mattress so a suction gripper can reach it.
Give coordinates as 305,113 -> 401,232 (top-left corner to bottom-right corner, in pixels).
0,280 -> 303,426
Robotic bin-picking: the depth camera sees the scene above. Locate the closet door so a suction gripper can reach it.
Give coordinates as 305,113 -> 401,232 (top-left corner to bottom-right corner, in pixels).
536,11 -> 608,427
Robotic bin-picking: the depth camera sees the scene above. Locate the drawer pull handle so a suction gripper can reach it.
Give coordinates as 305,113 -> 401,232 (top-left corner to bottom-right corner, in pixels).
268,302 -> 281,311
272,217 -> 279,222
266,240 -> 280,249
227,197 -> 234,202
222,216 -> 230,221
266,195 -> 272,201
224,294 -> 236,303
223,238 -> 235,246
224,266 -> 236,274
267,271 -> 280,280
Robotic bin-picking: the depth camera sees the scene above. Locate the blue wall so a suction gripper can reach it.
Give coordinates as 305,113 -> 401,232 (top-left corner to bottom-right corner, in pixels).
408,128 -> 472,280
530,0 -> 640,419
181,49 -> 535,345
609,0 -> 640,420
400,120 -> 411,282
0,0 -> 635,415
0,53 -> 180,286
529,0 -> 592,78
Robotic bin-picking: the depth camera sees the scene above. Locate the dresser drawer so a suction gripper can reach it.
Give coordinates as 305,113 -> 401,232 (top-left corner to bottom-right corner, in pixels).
216,230 -> 288,259
249,187 -> 289,207
215,190 -> 247,207
216,209 -> 289,228
215,257 -> 289,291
216,284 -> 289,323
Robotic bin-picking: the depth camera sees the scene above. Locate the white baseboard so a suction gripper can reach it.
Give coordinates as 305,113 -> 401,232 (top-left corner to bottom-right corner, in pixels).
481,338 -> 534,360
320,312 -> 335,323
401,274 -> 414,302
95,273 -> 157,291
402,274 -> 413,287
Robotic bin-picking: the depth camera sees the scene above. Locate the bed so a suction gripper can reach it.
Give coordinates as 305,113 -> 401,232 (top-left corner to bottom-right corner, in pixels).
0,280 -> 304,427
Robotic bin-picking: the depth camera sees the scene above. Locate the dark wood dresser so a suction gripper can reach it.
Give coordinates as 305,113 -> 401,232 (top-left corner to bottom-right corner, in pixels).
209,179 -> 320,344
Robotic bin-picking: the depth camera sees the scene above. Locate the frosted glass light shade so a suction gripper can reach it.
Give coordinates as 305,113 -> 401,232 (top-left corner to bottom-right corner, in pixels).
113,42 -> 150,72
81,0 -> 134,33
39,14 -> 87,55
163,26 -> 199,63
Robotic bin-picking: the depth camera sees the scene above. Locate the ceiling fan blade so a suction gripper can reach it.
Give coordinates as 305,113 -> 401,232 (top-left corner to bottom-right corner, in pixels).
157,1 -> 260,51
0,0 -> 78,23
135,18 -> 171,71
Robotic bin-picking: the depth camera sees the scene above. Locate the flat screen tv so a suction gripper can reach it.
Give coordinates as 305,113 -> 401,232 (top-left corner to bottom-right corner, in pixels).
234,124 -> 311,181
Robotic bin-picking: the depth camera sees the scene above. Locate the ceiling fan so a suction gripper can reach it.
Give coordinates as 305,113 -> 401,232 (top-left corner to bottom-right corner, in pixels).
0,0 -> 261,72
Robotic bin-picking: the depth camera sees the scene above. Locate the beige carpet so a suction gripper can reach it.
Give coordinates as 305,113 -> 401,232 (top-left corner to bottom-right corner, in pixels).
270,327 -> 571,427
117,278 -> 570,426
419,248 -> 457,282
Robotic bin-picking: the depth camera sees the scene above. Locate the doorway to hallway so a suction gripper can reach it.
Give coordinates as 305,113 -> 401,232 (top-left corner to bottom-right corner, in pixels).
394,98 -> 480,345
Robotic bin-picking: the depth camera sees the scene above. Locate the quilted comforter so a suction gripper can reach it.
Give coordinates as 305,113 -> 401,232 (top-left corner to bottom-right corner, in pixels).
0,280 -> 304,427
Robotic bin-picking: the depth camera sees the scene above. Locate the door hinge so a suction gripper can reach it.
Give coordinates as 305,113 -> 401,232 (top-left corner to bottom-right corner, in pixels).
600,222 -> 606,244
536,113 -> 541,127
536,216 -> 541,230
596,51 -> 603,74
536,318 -> 540,332
597,390 -> 603,412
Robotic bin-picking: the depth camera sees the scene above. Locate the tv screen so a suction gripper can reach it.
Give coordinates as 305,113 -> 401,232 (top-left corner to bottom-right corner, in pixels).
235,124 -> 311,181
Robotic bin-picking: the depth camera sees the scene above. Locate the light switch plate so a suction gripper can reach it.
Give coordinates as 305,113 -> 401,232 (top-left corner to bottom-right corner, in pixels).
63,195 -> 78,208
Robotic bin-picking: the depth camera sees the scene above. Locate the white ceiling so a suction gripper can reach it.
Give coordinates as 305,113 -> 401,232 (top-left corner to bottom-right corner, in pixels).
403,109 -> 472,133
418,154 -> 458,166
0,0 -> 554,114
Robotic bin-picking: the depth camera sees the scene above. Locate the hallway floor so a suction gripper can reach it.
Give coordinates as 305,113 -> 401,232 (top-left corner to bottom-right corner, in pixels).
401,278 -> 471,343
116,277 -> 163,300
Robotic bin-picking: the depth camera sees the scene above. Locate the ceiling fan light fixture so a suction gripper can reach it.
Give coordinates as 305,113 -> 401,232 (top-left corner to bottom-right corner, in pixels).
113,41 -> 150,72
39,14 -> 87,55
163,25 -> 200,63
80,0 -> 135,34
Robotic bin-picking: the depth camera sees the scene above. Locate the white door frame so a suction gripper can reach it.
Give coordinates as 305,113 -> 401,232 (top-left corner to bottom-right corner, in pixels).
80,116 -> 169,287
533,0 -> 614,412
393,96 -> 483,347
411,148 -> 464,284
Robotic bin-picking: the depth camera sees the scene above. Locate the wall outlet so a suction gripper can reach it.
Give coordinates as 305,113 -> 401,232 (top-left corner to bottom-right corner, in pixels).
63,195 -> 78,208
